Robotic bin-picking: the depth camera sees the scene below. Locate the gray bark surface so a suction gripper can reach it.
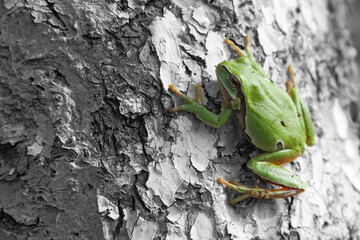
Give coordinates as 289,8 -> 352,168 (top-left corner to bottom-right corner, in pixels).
0,0 -> 359,239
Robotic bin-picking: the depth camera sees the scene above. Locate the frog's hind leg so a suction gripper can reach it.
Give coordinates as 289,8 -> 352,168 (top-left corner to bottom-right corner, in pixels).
217,178 -> 252,203
246,149 -> 306,190
218,149 -> 306,203
217,178 -> 303,204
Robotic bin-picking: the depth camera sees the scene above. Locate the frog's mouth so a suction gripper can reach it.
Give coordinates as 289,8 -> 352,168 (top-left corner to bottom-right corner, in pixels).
217,66 -> 242,101
217,78 -> 232,102
218,66 -> 248,135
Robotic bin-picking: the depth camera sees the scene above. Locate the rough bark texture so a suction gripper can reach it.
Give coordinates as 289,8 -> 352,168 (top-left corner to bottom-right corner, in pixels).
1,0 -> 360,239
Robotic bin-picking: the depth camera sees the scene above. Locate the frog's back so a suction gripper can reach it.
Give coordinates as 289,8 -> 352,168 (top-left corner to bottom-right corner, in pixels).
238,67 -> 306,152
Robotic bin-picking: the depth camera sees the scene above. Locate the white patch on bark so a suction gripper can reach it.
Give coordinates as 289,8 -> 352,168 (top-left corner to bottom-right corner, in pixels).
257,25 -> 285,55
190,212 -> 214,240
146,159 -> 183,206
149,10 -> 190,91
131,217 -> 157,240
332,98 -> 348,140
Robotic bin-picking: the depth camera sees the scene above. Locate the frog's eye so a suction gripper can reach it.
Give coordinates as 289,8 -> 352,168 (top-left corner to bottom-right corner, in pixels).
228,76 -> 240,88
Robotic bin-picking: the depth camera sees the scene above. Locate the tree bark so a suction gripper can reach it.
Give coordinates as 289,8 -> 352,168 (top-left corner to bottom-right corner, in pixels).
0,0 -> 359,239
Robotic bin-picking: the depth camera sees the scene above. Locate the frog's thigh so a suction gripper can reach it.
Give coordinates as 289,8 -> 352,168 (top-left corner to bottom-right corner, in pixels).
247,149 -> 306,189
248,149 -> 301,165
268,154 -> 298,166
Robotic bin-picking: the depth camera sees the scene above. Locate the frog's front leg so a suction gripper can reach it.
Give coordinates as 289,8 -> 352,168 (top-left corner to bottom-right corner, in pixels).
218,149 -> 305,203
169,84 -> 236,128
286,66 -> 316,146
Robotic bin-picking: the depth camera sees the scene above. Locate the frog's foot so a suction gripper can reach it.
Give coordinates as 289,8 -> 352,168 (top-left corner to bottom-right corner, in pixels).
168,84 -> 204,113
169,84 -> 233,128
225,34 -> 250,58
286,65 -> 296,93
225,39 -> 243,57
254,179 -> 260,189
217,178 -> 304,204
244,34 -> 249,52
195,83 -> 203,105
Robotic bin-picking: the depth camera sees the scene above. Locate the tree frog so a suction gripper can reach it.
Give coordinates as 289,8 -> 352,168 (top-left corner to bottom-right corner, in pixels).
168,35 -> 315,203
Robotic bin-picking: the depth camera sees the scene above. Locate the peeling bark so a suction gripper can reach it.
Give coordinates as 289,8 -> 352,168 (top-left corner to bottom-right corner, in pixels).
0,0 -> 359,239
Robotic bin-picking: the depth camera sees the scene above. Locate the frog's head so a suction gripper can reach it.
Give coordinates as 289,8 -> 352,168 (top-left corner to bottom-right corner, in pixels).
215,61 -> 242,102
215,36 -> 254,101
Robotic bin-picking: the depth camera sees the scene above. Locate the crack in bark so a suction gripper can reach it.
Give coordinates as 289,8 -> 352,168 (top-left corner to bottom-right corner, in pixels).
287,197 -> 295,237
45,0 -> 68,31
113,200 -> 128,240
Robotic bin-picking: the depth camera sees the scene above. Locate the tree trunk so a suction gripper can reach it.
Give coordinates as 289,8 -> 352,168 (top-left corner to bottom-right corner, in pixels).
1,0 -> 359,239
